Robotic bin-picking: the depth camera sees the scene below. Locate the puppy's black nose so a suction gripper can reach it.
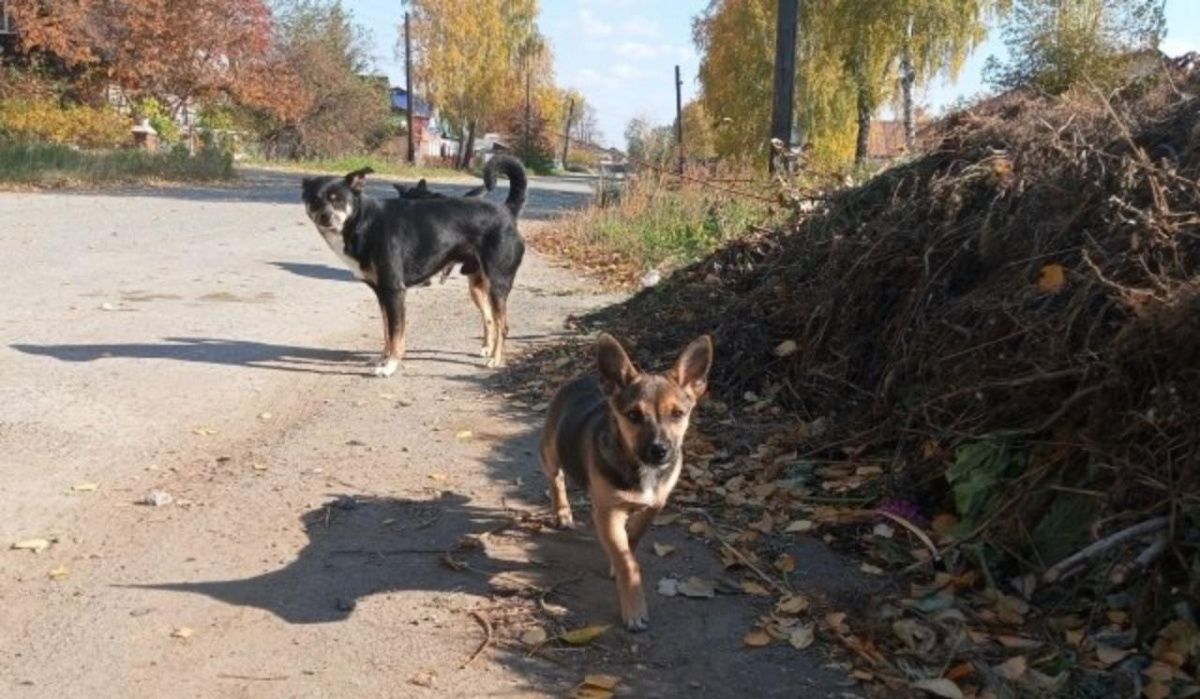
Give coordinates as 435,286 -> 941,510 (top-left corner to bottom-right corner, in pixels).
644,442 -> 671,464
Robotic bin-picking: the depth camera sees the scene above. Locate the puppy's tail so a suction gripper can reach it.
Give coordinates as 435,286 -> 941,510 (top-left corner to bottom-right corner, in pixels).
482,155 -> 527,219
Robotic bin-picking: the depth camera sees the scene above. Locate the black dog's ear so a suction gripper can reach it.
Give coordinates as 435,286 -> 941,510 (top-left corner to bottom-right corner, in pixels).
597,333 -> 638,394
415,178 -> 429,191
344,167 -> 374,192
672,334 -> 714,399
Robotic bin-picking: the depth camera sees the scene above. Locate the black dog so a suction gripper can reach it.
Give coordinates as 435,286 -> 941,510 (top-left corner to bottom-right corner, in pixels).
301,155 -> 527,376
393,179 -> 486,200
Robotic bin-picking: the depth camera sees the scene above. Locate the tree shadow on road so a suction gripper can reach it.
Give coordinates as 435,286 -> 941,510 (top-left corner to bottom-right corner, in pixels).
11,336 -> 372,375
268,261 -> 356,283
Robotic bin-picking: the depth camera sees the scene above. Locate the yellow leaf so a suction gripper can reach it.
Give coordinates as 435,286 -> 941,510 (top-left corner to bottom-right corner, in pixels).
652,542 -> 676,557
741,581 -> 771,596
582,674 -> 621,690
1037,263 -> 1066,293
171,627 -> 194,639
561,624 -> 610,646
743,629 -> 773,647
573,688 -> 612,699
71,482 -> 99,492
1143,681 -> 1170,699
777,595 -> 810,615
257,412 -> 272,420
521,628 -> 548,646
48,564 -> 69,580
455,430 -> 473,440
911,678 -> 963,699
774,553 -> 796,573
192,427 -> 217,436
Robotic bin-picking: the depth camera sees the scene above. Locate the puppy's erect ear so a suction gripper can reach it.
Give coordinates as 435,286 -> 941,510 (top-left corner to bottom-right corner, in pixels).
672,334 -> 714,398
344,167 -> 374,193
597,333 -> 638,394
415,178 -> 429,192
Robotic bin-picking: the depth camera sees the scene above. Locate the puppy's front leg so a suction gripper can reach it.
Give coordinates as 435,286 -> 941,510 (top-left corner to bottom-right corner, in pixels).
593,505 -> 648,632
375,287 -> 407,378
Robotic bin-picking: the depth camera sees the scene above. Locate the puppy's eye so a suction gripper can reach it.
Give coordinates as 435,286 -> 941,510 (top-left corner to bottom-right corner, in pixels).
670,407 -> 686,420
328,193 -> 341,203
625,409 -> 643,423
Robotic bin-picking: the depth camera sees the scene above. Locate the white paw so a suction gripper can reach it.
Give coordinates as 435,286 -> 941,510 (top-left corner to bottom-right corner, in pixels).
479,345 -> 491,358
624,615 -> 649,633
373,358 -> 400,378
485,356 -> 506,369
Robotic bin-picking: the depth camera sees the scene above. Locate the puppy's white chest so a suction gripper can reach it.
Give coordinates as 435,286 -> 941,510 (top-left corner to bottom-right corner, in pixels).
318,228 -> 365,280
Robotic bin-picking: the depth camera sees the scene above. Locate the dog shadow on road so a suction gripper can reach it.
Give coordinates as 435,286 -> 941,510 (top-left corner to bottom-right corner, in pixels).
11,336 -> 371,375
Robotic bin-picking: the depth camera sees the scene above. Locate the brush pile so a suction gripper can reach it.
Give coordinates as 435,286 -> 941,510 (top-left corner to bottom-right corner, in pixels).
511,57 -> 1200,694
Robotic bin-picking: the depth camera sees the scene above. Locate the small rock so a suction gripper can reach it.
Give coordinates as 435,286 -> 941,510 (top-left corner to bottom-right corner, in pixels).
142,490 -> 173,507
640,269 -> 661,287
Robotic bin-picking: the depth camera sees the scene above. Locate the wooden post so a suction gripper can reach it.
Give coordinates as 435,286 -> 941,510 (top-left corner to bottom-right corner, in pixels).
404,11 -> 416,164
674,65 -> 684,176
561,97 -> 575,168
769,0 -> 798,173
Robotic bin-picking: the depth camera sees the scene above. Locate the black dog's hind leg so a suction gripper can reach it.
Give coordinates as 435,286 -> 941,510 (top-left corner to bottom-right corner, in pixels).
374,286 -> 407,378
467,272 -> 496,358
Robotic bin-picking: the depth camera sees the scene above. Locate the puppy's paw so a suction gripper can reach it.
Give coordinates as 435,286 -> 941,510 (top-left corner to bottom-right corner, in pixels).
478,344 -> 491,358
623,614 -> 649,633
554,510 -> 575,530
485,356 -> 506,369
372,358 -> 401,378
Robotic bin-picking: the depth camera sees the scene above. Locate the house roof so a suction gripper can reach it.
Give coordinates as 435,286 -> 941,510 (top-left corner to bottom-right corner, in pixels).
390,87 -> 432,118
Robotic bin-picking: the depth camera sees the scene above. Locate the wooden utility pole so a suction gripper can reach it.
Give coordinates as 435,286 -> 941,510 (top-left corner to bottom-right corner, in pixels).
404,11 -> 416,164
769,0 -> 798,173
674,64 -> 684,176
524,70 -> 532,152
561,97 -> 575,168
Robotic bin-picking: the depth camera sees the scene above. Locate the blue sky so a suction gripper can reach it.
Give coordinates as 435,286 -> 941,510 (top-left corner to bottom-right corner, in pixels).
350,0 -> 1200,148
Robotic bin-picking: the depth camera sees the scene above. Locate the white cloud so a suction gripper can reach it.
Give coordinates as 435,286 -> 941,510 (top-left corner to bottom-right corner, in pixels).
613,42 -> 695,61
620,16 -> 661,38
578,8 -> 614,38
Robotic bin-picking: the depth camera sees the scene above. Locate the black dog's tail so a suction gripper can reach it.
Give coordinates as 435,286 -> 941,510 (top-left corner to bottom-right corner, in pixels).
482,155 -> 527,219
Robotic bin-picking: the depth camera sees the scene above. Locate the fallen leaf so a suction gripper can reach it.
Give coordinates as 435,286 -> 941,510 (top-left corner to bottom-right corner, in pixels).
652,512 -> 680,526
455,430 -> 473,440
652,542 -> 676,558
408,670 -> 436,688
945,662 -> 975,681
48,564 -> 69,580
677,576 -> 716,599
789,624 -> 815,650
573,688 -> 612,699
582,674 -> 621,690
741,581 -> 771,596
743,629 -> 773,647
257,412 -> 272,420
428,473 -> 448,482
774,553 -> 796,573
994,655 -> 1028,682
1143,681 -> 1170,699
860,563 -> 885,575
894,618 -> 938,656
872,523 -> 895,538
11,539 -> 51,553
561,624 -> 610,646
521,627 -> 548,646
910,678 -> 963,699
1096,644 -> 1130,667
171,627 -> 194,639
1144,662 -> 1175,683
785,519 -> 816,533
1037,263 -> 1066,293
824,612 -> 849,635
996,634 -> 1042,650
192,427 -> 217,436
71,482 -> 99,492
774,340 -> 798,357
777,595 -> 810,615
251,463 -> 269,472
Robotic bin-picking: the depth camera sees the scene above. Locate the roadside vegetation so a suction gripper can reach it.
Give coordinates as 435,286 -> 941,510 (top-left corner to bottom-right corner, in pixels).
0,141 -> 233,185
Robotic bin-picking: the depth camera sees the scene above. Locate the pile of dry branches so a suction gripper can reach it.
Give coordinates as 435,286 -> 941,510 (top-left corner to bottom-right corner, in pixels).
581,65 -> 1200,590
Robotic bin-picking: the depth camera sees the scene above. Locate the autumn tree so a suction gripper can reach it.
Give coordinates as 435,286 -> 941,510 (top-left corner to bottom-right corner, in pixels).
680,100 -> 716,161
984,0 -> 1165,94
406,0 -> 545,168
7,0 -> 303,120
567,93 -> 604,145
259,0 -> 388,157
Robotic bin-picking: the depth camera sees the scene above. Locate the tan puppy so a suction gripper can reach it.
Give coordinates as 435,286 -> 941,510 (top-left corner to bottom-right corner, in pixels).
539,333 -> 714,631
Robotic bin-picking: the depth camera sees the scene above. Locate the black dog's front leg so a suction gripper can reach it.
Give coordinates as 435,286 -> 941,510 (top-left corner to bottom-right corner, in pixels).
368,283 -> 391,367
374,286 -> 406,378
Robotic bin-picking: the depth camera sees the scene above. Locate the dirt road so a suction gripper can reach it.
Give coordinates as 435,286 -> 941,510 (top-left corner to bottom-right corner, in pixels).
0,171 -> 864,697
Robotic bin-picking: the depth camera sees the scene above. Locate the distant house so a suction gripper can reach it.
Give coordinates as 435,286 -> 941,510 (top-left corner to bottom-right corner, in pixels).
0,0 -> 20,54
389,86 -> 460,161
